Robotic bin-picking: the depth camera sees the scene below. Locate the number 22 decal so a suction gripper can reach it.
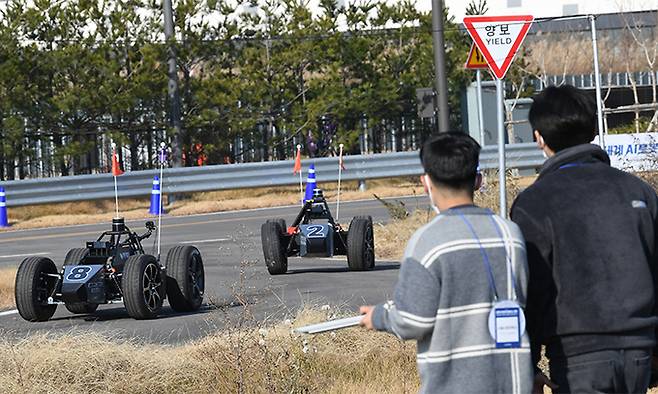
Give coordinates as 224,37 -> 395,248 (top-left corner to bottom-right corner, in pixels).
307,225 -> 325,238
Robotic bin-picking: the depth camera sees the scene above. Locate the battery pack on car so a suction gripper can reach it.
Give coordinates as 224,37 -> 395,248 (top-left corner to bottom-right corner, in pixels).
61,265 -> 106,304
299,223 -> 334,257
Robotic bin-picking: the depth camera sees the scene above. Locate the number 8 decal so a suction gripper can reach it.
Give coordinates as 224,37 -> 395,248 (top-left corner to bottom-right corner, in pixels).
67,266 -> 92,281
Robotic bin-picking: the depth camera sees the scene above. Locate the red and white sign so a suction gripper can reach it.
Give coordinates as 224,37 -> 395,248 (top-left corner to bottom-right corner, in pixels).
463,15 -> 534,79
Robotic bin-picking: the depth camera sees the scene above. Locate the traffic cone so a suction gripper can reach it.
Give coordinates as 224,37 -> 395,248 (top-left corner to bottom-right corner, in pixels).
304,164 -> 316,202
0,187 -> 8,227
148,176 -> 165,215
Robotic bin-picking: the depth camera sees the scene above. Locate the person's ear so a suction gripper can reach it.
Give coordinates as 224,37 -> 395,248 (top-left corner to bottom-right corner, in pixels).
474,172 -> 483,191
534,130 -> 545,149
421,174 -> 431,193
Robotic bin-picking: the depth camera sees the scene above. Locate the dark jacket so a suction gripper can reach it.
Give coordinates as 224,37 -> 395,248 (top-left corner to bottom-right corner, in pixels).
510,143 -> 658,366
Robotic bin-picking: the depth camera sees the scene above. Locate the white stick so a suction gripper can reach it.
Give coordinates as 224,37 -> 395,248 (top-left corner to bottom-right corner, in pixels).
336,144 -> 344,222
297,144 -> 303,206
157,142 -> 166,260
295,315 -> 362,334
113,175 -> 119,218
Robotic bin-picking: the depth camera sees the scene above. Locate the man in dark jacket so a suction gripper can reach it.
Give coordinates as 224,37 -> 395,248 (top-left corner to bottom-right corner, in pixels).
510,85 -> 658,393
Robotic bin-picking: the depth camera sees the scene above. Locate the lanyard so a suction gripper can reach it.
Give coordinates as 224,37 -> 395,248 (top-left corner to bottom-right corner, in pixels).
456,210 -> 518,302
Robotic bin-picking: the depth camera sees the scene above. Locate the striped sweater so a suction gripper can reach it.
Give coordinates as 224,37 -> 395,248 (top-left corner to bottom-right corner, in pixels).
372,205 -> 533,394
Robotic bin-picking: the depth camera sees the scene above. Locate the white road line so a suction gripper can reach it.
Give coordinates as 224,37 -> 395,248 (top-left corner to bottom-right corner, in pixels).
0,309 -> 18,317
0,252 -> 48,259
180,238 -> 229,244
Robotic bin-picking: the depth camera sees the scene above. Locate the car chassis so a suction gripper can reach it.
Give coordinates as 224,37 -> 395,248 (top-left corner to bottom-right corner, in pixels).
261,188 -> 374,274
15,217 -> 205,321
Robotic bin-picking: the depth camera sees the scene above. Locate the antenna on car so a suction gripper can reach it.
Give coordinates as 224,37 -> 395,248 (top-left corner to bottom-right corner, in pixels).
336,143 -> 345,222
156,142 -> 166,261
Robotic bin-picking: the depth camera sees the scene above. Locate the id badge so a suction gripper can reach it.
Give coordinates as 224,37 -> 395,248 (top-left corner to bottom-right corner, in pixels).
487,300 -> 525,348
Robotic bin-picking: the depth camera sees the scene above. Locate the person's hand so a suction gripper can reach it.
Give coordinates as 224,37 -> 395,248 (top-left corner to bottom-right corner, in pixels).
532,371 -> 557,394
359,305 -> 375,330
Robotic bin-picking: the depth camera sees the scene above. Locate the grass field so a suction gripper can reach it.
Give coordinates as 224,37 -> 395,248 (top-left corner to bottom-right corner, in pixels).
0,307 -> 419,393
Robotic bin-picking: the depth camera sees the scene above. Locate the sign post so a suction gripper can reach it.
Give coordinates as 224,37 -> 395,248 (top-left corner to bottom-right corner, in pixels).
463,15 -> 534,217
465,44 -> 488,146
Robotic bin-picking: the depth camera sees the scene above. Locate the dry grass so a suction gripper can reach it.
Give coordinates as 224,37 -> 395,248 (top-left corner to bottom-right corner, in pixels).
1,178 -> 423,231
0,307 -> 418,394
0,267 -> 16,309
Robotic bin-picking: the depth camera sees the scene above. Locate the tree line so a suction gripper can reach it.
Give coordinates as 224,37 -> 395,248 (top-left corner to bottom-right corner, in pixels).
0,0 -> 490,180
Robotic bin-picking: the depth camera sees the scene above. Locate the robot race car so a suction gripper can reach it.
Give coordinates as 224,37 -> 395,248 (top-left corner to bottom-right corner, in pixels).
14,217 -> 205,321
261,188 -> 374,275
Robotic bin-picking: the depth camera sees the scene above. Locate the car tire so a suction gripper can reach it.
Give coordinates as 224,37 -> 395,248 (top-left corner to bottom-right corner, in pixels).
123,254 -> 165,319
15,256 -> 58,322
267,218 -> 287,232
261,221 -> 288,275
347,216 -> 375,271
166,245 -> 205,312
64,248 -> 89,266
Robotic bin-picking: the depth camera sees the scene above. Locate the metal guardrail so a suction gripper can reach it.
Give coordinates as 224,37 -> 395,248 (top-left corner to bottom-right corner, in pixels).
0,143 -> 544,207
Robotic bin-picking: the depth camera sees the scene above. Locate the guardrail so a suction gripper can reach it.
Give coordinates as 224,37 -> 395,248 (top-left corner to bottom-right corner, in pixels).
0,143 -> 544,207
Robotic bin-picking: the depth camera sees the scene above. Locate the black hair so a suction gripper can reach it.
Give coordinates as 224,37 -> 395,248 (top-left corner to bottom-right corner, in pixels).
528,85 -> 597,152
419,131 -> 480,194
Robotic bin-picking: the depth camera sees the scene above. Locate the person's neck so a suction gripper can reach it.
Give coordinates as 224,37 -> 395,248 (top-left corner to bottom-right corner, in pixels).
436,195 -> 475,211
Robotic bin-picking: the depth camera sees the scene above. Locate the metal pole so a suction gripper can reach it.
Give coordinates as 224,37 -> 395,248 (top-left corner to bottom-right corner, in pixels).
163,0 -> 182,168
590,15 -> 605,147
496,78 -> 507,217
476,70 -> 485,146
431,0 -> 450,132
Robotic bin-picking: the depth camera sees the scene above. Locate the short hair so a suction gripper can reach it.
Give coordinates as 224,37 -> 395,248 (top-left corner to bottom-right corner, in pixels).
420,132 -> 480,193
528,85 -> 597,152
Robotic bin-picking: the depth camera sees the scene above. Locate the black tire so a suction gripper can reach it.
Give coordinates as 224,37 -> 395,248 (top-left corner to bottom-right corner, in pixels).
267,218 -> 287,232
123,254 -> 165,319
62,248 -> 99,315
347,216 -> 375,271
15,257 -> 58,322
64,248 -> 88,266
165,245 -> 205,312
261,221 -> 288,275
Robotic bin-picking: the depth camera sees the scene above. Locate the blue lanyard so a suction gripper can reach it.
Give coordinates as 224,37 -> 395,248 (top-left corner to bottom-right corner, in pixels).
456,211 -> 519,302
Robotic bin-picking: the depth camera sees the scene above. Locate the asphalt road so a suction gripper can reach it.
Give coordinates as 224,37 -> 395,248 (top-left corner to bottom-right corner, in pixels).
0,195 -> 425,343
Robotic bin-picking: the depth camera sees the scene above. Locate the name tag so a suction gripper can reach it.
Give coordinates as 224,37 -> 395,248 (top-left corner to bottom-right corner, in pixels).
488,300 -> 525,348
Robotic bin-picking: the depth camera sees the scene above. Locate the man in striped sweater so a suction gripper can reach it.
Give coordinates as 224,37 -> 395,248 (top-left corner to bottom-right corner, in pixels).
360,132 -> 533,393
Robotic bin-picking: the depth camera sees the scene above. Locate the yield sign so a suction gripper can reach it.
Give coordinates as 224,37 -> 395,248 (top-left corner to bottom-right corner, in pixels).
465,43 -> 488,69
463,15 -> 534,79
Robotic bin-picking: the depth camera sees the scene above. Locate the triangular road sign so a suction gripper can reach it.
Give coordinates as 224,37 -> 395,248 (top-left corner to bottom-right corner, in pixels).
463,15 -> 534,79
465,43 -> 488,69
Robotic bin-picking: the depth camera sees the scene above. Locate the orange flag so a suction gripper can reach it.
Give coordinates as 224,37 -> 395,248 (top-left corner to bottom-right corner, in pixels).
112,148 -> 124,176
293,147 -> 302,174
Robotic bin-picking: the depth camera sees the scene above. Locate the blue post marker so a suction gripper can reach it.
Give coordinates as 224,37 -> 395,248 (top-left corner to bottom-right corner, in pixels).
304,164 -> 316,202
148,176 -> 165,215
0,187 -> 7,227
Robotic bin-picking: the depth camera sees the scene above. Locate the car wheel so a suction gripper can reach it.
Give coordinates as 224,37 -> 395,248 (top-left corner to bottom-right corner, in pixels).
261,221 -> 288,275
123,254 -> 165,319
347,216 -> 375,271
15,256 -> 58,322
166,245 -> 205,312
